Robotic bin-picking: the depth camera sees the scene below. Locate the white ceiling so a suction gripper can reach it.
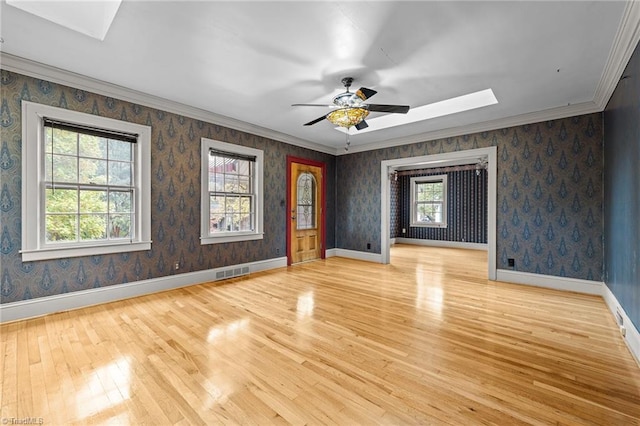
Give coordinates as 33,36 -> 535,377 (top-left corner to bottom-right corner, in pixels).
1,1 -> 639,155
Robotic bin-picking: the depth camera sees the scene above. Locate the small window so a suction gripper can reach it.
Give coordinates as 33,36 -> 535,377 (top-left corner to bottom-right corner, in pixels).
410,175 -> 448,228
21,101 -> 152,261
296,172 -> 316,230
201,138 -> 263,244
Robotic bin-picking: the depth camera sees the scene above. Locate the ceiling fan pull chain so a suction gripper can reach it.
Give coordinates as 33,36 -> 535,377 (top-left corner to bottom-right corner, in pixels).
345,129 -> 351,152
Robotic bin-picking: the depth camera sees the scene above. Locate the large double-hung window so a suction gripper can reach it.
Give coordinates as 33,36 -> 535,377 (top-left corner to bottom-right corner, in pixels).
21,101 -> 151,261
200,138 -> 263,244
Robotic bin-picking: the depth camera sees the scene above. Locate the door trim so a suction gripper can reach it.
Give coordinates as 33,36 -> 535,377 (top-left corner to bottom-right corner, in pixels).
286,156 -> 326,265
380,146 -> 497,280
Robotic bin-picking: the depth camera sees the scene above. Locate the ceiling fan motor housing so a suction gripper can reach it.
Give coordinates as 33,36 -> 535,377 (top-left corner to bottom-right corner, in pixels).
333,92 -> 364,108
341,77 -> 354,89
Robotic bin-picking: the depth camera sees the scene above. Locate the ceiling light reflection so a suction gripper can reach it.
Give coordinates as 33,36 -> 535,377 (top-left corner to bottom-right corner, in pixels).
203,319 -> 250,408
297,291 -> 315,320
207,318 -> 250,343
415,268 -> 443,318
201,375 -> 232,408
76,356 -> 131,420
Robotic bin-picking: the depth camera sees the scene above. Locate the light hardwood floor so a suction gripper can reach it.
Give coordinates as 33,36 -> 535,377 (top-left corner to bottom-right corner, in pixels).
1,245 -> 639,425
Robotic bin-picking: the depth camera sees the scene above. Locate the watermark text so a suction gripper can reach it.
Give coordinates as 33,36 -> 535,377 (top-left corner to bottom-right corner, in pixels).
1,418 -> 44,425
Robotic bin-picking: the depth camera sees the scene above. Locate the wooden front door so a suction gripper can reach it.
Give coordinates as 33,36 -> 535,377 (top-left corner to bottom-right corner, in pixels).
287,157 -> 325,265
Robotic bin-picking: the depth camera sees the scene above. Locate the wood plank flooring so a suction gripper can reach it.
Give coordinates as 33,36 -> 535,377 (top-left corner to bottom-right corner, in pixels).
1,245 -> 639,425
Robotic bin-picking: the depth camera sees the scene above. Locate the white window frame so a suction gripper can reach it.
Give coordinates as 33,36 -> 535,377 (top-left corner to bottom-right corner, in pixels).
410,175 -> 448,228
21,101 -> 152,261
200,138 -> 264,245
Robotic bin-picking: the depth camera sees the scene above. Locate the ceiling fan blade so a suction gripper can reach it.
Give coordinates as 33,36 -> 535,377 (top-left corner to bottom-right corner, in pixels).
355,120 -> 369,131
366,104 -> 410,114
304,115 -> 328,126
356,87 -> 377,101
292,103 -> 336,108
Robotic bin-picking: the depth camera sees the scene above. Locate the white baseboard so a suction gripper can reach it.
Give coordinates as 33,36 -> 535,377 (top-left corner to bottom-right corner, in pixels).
390,238 -> 397,245
602,285 -> 640,367
496,269 -> 603,295
0,256 -> 287,323
332,248 -> 382,263
395,237 -> 488,251
496,269 -> 639,365
325,248 -> 338,258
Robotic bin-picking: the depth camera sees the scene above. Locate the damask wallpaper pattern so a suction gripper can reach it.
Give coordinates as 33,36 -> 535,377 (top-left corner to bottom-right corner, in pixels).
0,70 -> 336,303
0,69 -> 606,304
337,114 -> 603,281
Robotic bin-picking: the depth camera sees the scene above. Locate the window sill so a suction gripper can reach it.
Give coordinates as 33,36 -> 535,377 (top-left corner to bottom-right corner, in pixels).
21,241 -> 152,262
201,232 -> 264,245
410,223 -> 448,228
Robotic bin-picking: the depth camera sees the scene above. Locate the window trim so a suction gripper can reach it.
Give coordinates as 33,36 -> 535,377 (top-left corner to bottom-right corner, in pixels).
200,138 -> 264,245
21,101 -> 152,261
410,175 -> 448,228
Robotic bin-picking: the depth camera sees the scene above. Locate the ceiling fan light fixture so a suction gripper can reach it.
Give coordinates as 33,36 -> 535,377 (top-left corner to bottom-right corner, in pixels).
326,108 -> 369,128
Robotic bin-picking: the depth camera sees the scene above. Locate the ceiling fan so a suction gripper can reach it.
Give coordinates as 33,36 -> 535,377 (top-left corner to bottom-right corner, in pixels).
293,77 -> 410,131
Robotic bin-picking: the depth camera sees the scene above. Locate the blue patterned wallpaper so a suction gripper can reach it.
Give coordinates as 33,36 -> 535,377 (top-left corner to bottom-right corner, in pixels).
395,168 -> 488,243
337,114 -> 604,281
603,40 -> 640,330
0,70 -> 336,304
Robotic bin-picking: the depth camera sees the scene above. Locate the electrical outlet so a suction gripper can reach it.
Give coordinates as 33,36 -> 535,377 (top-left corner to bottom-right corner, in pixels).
507,258 -> 515,267
402,228 -> 406,234
367,243 -> 371,250
276,248 -> 280,255
174,262 -> 180,270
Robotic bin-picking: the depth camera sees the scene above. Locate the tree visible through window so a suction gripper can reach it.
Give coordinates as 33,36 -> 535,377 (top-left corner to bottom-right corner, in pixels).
21,101 -> 151,262
44,122 -> 135,243
208,152 -> 254,233
200,137 -> 264,245
411,175 -> 448,227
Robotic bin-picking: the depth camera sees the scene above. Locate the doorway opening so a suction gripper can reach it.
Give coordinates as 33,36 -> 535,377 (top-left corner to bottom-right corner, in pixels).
380,147 -> 497,280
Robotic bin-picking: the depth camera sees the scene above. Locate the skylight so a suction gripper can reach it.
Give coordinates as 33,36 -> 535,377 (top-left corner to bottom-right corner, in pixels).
337,88 -> 498,135
6,0 -> 122,41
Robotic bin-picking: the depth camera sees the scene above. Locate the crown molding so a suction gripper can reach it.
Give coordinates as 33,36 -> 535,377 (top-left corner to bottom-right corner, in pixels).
338,100 -> 600,155
0,52 -> 336,155
593,0 -> 640,110
5,0 -> 639,160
